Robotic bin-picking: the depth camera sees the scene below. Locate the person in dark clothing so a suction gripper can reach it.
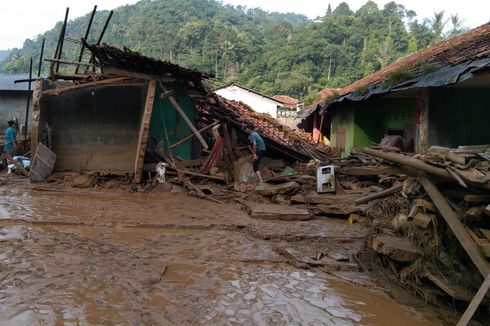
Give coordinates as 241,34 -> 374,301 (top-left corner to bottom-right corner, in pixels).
245,123 -> 266,183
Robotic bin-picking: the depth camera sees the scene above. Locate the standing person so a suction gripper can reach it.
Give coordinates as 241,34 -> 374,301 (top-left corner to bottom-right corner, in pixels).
3,120 -> 17,154
245,123 -> 266,183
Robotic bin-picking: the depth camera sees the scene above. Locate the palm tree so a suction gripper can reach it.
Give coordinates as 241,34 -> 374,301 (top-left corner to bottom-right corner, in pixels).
430,11 -> 448,42
448,14 -> 464,37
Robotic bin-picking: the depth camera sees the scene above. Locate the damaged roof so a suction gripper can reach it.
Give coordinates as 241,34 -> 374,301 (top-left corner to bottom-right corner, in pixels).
314,22 -> 490,110
203,97 -> 337,162
86,43 -> 213,80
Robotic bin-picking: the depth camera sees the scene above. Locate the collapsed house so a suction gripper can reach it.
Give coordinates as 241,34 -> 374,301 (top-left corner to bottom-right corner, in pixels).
28,43 -> 335,186
31,44 -> 214,181
307,23 -> 490,157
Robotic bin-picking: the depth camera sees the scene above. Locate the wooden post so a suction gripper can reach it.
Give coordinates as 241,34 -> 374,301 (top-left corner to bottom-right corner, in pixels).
419,175 -> 490,277
134,80 -> 157,184
417,88 -> 429,153
317,114 -> 325,144
30,78 -> 43,156
24,58 -> 33,138
457,273 -> 490,326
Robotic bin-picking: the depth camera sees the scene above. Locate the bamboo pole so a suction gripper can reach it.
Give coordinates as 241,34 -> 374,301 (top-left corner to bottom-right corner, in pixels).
75,5 -> 97,74
55,8 -> 70,73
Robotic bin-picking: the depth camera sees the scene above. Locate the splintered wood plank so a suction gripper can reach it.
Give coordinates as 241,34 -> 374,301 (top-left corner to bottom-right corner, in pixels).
418,175 -> 490,277
457,273 -> 490,326
134,80 -> 156,184
466,227 -> 490,258
426,271 -> 473,302
480,229 -> 490,241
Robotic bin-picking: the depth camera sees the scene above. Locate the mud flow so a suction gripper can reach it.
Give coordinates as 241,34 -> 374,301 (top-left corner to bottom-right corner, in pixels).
0,180 -> 459,325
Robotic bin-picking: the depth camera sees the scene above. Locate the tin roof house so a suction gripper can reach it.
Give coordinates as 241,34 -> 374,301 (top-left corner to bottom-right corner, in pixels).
314,23 -> 490,157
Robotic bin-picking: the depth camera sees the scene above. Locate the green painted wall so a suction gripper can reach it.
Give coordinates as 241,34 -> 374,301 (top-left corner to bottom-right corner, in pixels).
429,88 -> 490,147
148,85 -> 198,160
331,106 -> 355,157
331,98 -> 415,156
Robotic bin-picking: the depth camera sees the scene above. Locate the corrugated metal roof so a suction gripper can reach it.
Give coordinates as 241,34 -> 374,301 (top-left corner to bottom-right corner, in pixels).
0,74 -> 33,91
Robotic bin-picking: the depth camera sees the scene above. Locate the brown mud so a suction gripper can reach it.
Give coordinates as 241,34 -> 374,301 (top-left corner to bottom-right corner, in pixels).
0,177 -> 462,325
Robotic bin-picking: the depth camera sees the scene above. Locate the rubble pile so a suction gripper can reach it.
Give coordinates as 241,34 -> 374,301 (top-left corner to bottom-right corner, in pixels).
347,145 -> 490,308
198,97 -> 337,162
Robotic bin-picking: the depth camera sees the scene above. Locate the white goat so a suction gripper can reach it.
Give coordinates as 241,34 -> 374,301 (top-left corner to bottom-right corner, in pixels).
155,162 -> 169,183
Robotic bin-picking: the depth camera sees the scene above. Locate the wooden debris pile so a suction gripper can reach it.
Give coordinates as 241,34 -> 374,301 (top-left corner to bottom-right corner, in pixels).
346,145 -> 490,317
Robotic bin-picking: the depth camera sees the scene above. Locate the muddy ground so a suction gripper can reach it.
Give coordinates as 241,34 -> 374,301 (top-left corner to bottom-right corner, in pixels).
0,177 -> 464,325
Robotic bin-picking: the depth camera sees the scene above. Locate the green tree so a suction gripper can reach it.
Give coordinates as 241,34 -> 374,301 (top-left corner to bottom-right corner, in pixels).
430,11 -> 448,42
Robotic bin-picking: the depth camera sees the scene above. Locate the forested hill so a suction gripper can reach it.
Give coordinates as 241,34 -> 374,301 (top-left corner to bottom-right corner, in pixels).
0,0 -> 467,102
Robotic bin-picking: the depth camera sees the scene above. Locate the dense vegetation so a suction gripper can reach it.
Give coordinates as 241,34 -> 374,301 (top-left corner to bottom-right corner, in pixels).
0,0 -> 468,103
0,50 -> 10,63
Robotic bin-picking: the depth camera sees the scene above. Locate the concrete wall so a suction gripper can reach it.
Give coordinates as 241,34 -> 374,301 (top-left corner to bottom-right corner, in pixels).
215,85 -> 280,118
40,85 -> 145,173
429,88 -> 490,147
0,90 -> 32,131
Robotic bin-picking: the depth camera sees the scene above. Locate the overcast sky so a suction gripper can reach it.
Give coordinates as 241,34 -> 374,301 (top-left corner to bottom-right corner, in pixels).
1,0 -> 488,49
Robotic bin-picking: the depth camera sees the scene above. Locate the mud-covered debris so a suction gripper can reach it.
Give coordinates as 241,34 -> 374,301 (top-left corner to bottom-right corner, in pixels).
244,202 -> 311,221
254,181 -> 299,196
372,235 -> 421,263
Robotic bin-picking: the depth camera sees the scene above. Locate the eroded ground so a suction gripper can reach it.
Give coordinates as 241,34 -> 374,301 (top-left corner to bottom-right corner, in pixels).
0,177 -> 460,325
